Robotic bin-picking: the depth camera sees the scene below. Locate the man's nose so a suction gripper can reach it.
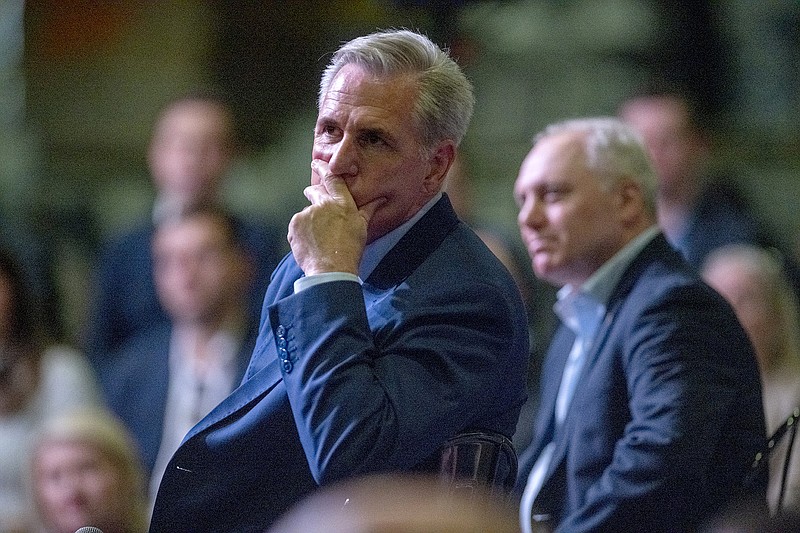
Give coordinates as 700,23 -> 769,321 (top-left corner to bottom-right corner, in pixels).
518,198 -> 544,229
327,137 -> 358,177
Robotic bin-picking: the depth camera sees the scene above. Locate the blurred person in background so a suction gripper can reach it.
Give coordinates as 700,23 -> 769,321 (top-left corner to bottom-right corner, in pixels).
0,247 -> 100,533
618,83 -> 759,267
28,408 -> 148,533
703,243 -> 800,515
83,90 -> 284,371
268,473 -> 521,533
100,205 -> 257,506
618,83 -> 800,289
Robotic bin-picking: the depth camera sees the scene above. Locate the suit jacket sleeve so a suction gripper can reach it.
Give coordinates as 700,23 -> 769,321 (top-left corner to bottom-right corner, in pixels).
270,273 -> 526,484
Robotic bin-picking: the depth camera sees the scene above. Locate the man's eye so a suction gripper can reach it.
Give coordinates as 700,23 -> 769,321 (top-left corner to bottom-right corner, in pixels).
316,124 -> 339,139
360,132 -> 386,147
543,189 -> 565,202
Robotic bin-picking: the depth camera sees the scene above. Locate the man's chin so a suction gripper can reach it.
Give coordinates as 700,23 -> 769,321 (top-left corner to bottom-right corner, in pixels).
533,260 -> 561,285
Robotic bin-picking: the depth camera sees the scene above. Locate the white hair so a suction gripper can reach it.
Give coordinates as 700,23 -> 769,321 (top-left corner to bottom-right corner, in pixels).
318,29 -> 474,150
535,117 -> 659,215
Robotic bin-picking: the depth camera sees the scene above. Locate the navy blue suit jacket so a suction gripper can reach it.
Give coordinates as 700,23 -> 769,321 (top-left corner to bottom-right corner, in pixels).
517,234 -> 766,532
679,182 -> 765,269
101,322 -> 256,475
681,182 -> 800,300
149,195 -> 530,532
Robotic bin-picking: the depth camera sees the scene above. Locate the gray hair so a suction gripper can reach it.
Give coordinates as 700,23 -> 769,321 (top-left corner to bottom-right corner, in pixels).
318,29 -> 475,150
535,117 -> 658,215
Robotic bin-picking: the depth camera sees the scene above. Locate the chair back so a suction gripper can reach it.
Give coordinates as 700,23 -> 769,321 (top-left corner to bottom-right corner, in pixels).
438,430 -> 518,497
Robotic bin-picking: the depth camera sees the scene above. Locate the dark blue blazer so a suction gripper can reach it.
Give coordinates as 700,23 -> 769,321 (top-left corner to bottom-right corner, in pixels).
101,322 -> 256,476
517,234 -> 766,533
679,182 -> 765,269
84,214 -> 284,368
149,195 -> 530,532
681,182 -> 800,300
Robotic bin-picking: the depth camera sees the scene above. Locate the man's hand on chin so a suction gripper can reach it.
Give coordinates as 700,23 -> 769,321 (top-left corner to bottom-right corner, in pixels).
289,161 -> 385,276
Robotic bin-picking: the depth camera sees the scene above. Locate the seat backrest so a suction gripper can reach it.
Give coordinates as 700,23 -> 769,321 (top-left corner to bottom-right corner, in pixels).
438,430 -> 518,498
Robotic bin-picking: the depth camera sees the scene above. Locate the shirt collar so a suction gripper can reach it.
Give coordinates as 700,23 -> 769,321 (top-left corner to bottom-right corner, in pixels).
554,225 -> 660,337
358,192 -> 442,281
583,225 -> 660,304
553,288 -> 605,339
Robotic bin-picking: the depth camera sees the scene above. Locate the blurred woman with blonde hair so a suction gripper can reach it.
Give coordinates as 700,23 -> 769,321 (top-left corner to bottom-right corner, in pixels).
703,244 -> 800,514
28,408 -> 148,533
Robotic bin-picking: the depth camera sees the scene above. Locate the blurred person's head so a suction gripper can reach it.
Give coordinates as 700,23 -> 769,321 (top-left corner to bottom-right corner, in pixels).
313,29 -> 474,244
29,409 -> 148,533
268,473 -> 520,533
702,244 -> 800,375
514,117 -> 657,287
700,496 -> 797,533
152,205 -> 252,329
0,247 -> 43,416
618,84 -> 710,203
148,91 -> 236,213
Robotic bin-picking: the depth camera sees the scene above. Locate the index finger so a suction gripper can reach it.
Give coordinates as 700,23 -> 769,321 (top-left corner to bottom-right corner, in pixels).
320,173 -> 357,208
310,159 -> 326,185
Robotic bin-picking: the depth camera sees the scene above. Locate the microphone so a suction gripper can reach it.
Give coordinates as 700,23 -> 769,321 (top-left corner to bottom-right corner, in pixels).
75,528 -> 104,533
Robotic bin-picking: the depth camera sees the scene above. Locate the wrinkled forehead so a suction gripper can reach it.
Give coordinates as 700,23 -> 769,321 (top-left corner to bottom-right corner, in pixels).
322,65 -> 423,130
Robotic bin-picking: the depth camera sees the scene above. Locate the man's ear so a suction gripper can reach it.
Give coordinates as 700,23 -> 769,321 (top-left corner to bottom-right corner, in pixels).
423,141 -> 456,194
617,179 -> 646,225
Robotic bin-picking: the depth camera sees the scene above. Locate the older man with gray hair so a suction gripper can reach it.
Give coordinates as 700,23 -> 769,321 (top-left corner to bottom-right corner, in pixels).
149,29 -> 529,532
513,117 -> 766,532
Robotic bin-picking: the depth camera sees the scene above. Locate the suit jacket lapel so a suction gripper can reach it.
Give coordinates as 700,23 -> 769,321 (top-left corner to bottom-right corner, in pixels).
183,357 -> 283,442
516,325 -> 572,482
366,194 -> 459,289
536,327 -> 573,440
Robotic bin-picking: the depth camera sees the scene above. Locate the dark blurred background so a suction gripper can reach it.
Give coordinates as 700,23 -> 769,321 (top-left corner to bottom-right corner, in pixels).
1,0 -> 798,341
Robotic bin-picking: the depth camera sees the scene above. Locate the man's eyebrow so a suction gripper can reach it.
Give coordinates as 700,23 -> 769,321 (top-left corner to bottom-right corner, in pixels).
315,115 -> 338,128
359,125 -> 390,137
